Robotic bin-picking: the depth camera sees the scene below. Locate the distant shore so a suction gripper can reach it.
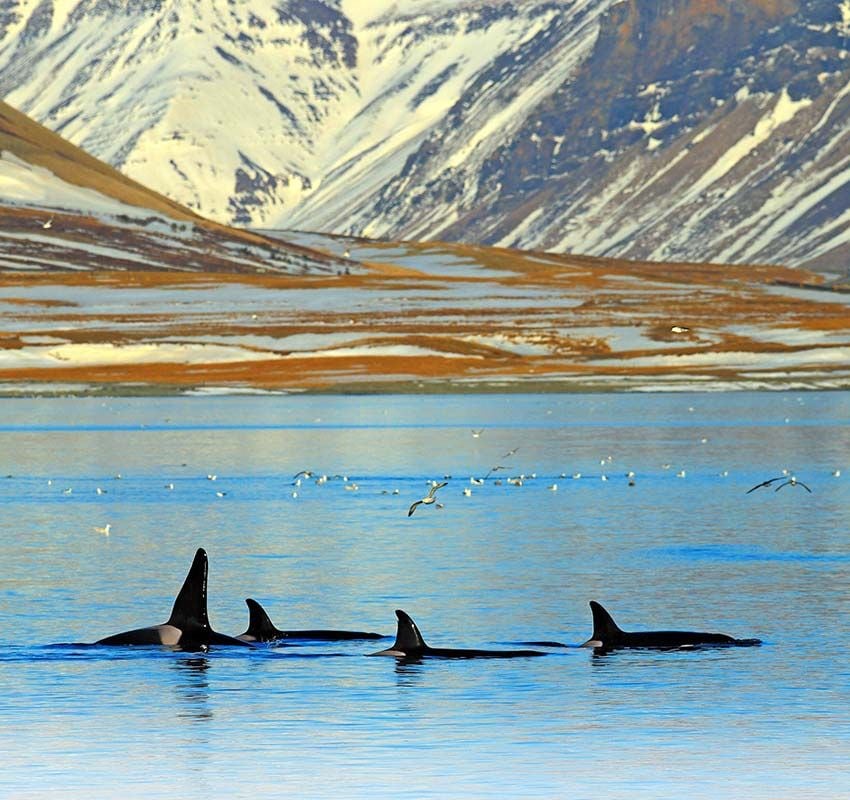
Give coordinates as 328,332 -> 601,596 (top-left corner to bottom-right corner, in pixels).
1,241 -> 848,397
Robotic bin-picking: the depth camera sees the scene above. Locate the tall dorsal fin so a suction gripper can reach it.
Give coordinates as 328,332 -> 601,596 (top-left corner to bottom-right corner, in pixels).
588,600 -> 623,643
244,598 -> 281,639
393,609 -> 428,653
166,548 -> 210,630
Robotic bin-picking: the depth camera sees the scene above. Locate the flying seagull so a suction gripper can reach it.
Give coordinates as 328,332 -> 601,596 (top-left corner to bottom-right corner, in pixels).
746,475 -> 811,494
408,481 -> 448,516
774,476 -> 812,493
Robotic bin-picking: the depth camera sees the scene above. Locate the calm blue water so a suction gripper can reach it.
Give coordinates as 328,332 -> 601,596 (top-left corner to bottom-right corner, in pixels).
1,392 -> 849,799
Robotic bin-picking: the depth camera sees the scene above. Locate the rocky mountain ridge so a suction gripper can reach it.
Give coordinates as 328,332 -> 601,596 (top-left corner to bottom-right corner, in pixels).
0,0 -> 848,269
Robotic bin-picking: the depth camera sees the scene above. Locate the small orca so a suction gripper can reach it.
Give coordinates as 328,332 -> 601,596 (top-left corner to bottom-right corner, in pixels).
583,601 -> 761,651
95,548 -> 252,649
370,609 -> 547,659
236,598 -> 384,642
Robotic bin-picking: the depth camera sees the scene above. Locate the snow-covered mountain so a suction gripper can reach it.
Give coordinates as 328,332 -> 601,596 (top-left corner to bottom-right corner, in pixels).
0,100 -> 348,274
1,0 -> 848,270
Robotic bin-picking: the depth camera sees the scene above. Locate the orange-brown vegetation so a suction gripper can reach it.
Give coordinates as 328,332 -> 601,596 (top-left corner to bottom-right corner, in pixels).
0,239 -> 847,394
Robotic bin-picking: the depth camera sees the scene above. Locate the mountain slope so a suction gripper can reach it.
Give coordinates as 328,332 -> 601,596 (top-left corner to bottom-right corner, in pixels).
0,99 -> 349,274
1,0 -> 848,269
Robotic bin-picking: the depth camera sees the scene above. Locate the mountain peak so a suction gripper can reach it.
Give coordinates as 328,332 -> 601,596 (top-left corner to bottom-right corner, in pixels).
1,0 -> 847,269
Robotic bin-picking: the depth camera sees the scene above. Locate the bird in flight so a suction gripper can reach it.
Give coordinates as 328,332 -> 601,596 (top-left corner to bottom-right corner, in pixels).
408,481 -> 448,516
774,476 -> 812,493
746,476 -> 812,494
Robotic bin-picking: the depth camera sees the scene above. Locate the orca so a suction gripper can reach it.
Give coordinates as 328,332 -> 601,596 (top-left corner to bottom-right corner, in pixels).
583,601 -> 761,651
370,609 -> 547,659
236,598 -> 384,642
95,548 -> 252,649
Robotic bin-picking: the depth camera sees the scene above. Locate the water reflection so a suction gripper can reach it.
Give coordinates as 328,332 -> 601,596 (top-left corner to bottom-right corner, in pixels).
173,656 -> 213,721
393,657 -> 425,685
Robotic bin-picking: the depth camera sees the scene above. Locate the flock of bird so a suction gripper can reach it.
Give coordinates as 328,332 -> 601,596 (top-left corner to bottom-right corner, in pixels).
23,425 -> 835,539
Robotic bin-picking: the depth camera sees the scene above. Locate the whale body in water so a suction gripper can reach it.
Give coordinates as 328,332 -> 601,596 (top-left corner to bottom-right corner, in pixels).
371,609 -> 547,659
583,601 -> 762,651
95,548 -> 252,650
236,598 -> 384,642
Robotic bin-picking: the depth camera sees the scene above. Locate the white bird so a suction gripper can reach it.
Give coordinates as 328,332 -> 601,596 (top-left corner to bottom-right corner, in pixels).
462,488 -> 472,497
470,477 -> 484,486
408,481 -> 448,516
165,483 -> 174,490
676,470 -> 686,478
95,487 -> 106,495
832,469 -> 841,478
344,482 -> 359,491
207,474 -> 217,481
670,325 -> 689,333
471,429 -> 483,438
215,491 -> 227,498
548,483 -> 558,491
93,524 -> 111,536
42,217 -> 53,229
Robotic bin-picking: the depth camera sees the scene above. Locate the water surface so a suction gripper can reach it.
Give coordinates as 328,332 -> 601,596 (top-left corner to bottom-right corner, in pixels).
1,392 -> 848,798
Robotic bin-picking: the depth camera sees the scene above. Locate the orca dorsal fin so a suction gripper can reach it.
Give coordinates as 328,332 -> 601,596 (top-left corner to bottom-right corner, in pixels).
393,609 -> 428,653
166,548 -> 210,630
244,598 -> 281,639
588,600 -> 624,644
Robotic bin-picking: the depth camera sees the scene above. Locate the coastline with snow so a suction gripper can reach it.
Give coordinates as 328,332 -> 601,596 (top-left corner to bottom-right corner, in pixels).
1,235 -> 848,396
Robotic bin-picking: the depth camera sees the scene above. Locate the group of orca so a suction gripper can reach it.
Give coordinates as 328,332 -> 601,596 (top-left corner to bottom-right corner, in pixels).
92,548 -> 761,656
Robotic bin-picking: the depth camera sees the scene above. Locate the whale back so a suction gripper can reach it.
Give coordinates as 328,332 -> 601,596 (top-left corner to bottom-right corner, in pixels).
392,609 -> 429,654
242,598 -> 282,641
166,548 -> 211,632
587,600 -> 625,646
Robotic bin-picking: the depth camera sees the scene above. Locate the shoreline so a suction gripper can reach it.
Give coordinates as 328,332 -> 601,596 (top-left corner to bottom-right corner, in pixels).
1,241 -> 849,397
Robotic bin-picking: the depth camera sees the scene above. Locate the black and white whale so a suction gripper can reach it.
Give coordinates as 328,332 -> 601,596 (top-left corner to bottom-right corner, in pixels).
370,609 -> 547,659
95,548 -> 252,649
236,598 -> 384,643
583,601 -> 761,651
